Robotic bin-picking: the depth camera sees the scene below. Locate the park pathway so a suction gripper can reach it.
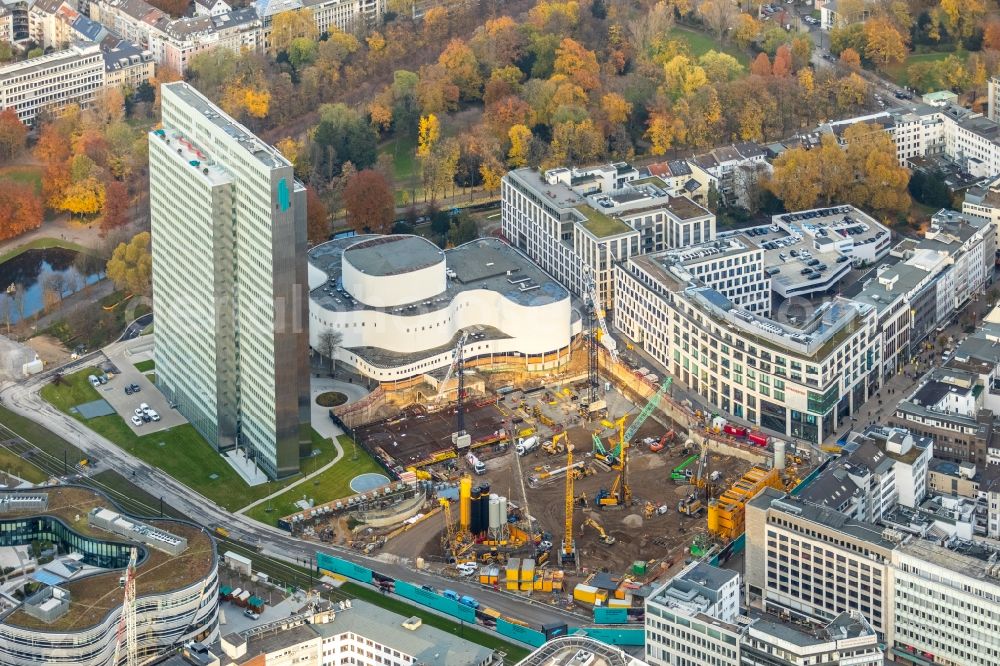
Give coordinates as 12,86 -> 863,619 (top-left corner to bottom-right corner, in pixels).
234,377 -> 369,515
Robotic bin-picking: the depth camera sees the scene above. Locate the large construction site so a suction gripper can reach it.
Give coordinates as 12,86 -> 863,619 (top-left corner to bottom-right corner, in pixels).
293,321 -> 817,618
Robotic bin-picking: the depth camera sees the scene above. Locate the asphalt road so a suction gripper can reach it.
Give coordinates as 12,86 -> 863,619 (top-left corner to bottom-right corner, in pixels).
119,313 -> 154,342
0,365 -> 587,629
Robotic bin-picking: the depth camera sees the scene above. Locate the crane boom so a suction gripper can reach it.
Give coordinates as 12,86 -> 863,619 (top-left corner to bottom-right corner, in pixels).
436,331 -> 470,398
112,547 -> 138,666
558,433 -> 576,565
583,267 -> 619,364
623,377 -> 672,444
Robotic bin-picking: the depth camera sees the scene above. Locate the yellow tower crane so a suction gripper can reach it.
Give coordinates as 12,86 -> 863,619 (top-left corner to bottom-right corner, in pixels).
440,498 -> 456,551
599,416 -> 633,507
556,432 -> 578,568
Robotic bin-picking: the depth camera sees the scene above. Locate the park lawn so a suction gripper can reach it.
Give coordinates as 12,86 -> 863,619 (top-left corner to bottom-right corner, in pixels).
885,51 -> 968,87
245,436 -> 383,526
40,368 -> 343,511
133,359 -> 155,373
0,444 -> 49,484
0,404 -> 189,518
343,583 -> 532,661
0,165 -> 43,195
667,27 -> 750,68
378,133 -> 420,207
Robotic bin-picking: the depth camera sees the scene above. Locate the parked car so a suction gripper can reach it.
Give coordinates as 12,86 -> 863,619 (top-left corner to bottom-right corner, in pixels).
139,403 -> 150,413
125,386 -> 134,395
147,409 -> 160,422
134,407 -> 145,417
88,374 -> 101,388
243,609 -> 260,620
130,383 -> 141,393
130,415 -> 143,427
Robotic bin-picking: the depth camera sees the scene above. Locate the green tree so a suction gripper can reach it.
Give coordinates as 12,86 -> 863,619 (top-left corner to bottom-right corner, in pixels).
311,104 -> 378,181
288,38 -> 318,70
106,232 -> 153,296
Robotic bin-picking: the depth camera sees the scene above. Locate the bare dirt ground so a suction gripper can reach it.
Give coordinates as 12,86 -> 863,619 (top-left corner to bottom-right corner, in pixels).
408,410 -> 756,587
25,334 -> 71,366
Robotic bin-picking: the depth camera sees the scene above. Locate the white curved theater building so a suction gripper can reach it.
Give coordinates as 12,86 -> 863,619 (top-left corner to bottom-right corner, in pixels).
308,235 -> 580,382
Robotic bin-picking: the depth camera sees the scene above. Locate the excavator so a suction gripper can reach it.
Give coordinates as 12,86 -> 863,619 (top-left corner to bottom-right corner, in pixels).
581,517 -> 616,545
543,434 -> 567,455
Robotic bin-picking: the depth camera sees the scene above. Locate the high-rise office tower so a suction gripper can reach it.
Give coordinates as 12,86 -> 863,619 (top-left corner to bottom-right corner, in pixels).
148,81 -> 310,479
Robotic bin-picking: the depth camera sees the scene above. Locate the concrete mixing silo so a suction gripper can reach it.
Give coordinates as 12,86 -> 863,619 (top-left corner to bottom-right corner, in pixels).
773,439 -> 786,471
488,493 -> 501,533
459,476 -> 472,533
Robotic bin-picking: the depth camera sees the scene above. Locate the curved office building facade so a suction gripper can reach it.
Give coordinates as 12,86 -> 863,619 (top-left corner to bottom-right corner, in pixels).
0,490 -> 219,665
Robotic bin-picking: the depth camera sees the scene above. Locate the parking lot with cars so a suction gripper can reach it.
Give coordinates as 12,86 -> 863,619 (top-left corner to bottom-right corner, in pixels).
96,339 -> 188,435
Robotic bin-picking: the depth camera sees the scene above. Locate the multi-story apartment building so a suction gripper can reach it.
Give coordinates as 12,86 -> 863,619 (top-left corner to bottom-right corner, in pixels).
501,163 -> 715,313
149,82 -> 310,479
819,0 -> 873,29
101,38 -> 154,90
643,159 -> 714,203
27,0 -> 74,49
891,367 -> 997,467
91,0 -> 262,72
890,537 -> 1000,666
193,0 -> 230,16
0,40 -> 103,125
690,142 -> 772,208
0,0 -> 30,43
745,488 -> 898,637
798,426 -> 932,522
645,562 -> 742,666
962,173 -> 1000,234
254,0 -> 384,51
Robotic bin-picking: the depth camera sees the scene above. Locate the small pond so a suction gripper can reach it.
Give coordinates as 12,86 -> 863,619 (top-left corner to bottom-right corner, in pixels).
0,248 -> 104,324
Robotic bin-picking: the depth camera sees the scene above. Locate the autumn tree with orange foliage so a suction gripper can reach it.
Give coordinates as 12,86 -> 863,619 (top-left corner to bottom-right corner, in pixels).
863,17 -> 907,70
553,38 -> 600,90
0,108 -> 27,161
0,182 -> 43,241
839,48 -> 862,71
100,180 -> 130,234
985,20 -> 1000,51
306,188 -> 330,245
750,52 -> 772,77
343,170 -> 395,234
438,39 -> 482,101
772,45 -> 793,77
